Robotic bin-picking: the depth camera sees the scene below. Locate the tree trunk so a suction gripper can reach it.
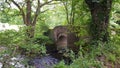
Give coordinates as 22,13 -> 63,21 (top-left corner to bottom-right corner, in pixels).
85,0 -> 112,43
26,25 -> 35,38
25,0 -> 35,38
11,0 -> 53,38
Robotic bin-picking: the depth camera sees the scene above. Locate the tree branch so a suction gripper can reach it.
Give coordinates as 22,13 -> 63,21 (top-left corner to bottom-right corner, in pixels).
5,0 -> 11,8
4,0 -> 11,12
41,9 -> 49,13
63,2 -> 70,24
11,0 -> 26,24
40,0 -> 53,8
32,0 -> 40,25
26,0 -> 32,25
32,0 -> 53,25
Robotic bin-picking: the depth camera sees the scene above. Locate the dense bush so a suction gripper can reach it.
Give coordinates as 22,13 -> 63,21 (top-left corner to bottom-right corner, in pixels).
53,36 -> 120,68
0,0 -> 120,68
0,26 -> 119,67
0,28 -> 52,57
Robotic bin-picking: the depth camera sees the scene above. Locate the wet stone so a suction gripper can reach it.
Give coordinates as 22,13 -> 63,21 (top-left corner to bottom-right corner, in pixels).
28,55 -> 59,68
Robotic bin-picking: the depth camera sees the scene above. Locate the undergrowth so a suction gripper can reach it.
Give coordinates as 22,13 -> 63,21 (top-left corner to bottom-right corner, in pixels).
54,32 -> 120,68
0,28 -> 119,68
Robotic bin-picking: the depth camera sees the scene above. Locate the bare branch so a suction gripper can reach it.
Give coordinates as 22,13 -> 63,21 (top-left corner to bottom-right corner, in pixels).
21,2 -> 26,8
41,9 -> 49,13
32,0 -> 53,25
47,2 -> 61,5
62,2 -> 70,24
11,0 -> 26,24
5,0 -> 11,7
4,0 -> 11,12
11,0 -> 21,11
32,0 -> 40,25
40,0 -> 53,8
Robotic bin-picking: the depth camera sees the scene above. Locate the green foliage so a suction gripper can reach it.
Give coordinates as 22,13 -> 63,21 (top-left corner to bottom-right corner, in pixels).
41,3 -> 67,28
54,1 -> 120,67
20,40 -> 47,57
0,30 -> 24,47
67,36 -> 120,68
70,58 -> 103,68
54,61 -> 68,68
105,33 -> 120,62
0,0 -> 120,67
0,8 -> 23,24
0,27 -> 52,57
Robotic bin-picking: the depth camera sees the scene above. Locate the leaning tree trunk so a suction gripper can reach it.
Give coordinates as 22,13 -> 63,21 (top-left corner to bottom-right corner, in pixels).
85,0 -> 112,43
